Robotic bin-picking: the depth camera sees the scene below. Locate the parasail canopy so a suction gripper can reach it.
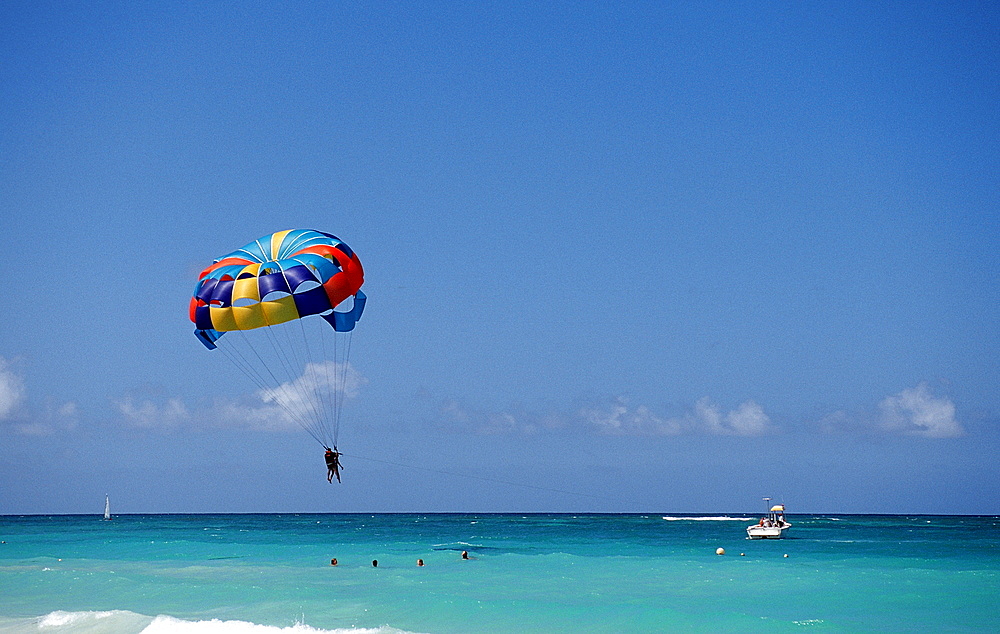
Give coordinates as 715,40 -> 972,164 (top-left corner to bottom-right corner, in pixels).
190,229 -> 366,449
191,229 -> 365,349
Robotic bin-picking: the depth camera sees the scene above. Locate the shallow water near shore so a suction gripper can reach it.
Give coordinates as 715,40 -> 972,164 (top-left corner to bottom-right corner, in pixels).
1,513 -> 998,632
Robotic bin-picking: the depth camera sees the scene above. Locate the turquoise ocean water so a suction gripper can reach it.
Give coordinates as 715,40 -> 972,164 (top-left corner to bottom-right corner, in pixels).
1,513 -> 998,633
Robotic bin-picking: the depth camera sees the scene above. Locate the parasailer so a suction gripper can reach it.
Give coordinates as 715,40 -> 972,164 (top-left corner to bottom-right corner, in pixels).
325,447 -> 343,483
190,229 -> 365,482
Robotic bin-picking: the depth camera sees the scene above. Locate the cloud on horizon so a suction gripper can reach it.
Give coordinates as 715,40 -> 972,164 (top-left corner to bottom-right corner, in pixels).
439,399 -> 557,435
0,356 -> 26,420
817,382 -> 963,439
578,396 -> 775,437
436,384 -> 965,440
693,398 -> 773,436
878,383 -> 963,438
0,357 -> 79,435
13,399 -> 81,436
115,396 -> 193,429
580,398 -> 683,436
114,362 -> 367,433
437,396 -> 775,437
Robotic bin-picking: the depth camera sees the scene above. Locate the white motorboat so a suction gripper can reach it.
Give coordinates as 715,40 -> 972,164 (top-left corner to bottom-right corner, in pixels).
746,497 -> 790,539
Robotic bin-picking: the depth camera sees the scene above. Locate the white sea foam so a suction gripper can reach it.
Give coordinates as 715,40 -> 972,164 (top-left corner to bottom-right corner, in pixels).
39,610 -> 127,626
14,611 -> 422,634
142,615 -> 419,633
662,516 -> 755,521
32,609 -> 153,632
431,540 -> 481,548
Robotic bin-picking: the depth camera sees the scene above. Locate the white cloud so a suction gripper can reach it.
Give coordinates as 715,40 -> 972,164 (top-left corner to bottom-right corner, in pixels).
115,362 -> 368,433
0,357 -> 26,420
438,400 -> 542,435
879,383 -> 962,438
440,399 -> 471,425
116,396 -> 192,429
818,410 -> 854,434
694,397 -> 773,436
57,401 -> 78,418
0,358 -> 78,435
115,394 -> 297,432
725,400 -> 772,436
261,361 -> 365,408
578,397 -> 773,437
260,361 -> 367,428
693,398 -> 724,434
581,399 -> 628,434
11,399 -> 80,436
210,398 -> 292,432
580,397 -> 683,436
412,392 -> 780,438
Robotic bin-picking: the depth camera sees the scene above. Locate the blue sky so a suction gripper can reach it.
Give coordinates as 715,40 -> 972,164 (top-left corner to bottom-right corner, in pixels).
2,1 -> 997,514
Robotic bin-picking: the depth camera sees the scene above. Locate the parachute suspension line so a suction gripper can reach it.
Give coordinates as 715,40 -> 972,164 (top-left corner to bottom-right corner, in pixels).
330,324 -> 340,446
319,321 -> 336,447
243,324 -> 328,448
220,332 -> 287,407
276,265 -> 334,448
272,321 -> 313,432
325,322 -> 353,448
334,329 -> 354,445
215,334 -> 270,393
214,332 -> 328,448
264,322 -> 330,448
295,314 -> 336,448
234,328 -> 327,447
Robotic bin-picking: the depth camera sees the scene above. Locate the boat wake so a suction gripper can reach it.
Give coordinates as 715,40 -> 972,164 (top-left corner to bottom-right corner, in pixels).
662,516 -> 754,521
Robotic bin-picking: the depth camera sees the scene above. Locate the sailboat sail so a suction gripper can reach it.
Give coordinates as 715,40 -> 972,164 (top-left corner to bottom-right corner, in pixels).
104,495 -> 111,521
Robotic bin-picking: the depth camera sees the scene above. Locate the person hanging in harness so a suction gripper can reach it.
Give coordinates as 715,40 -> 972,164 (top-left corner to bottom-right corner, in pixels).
325,447 -> 343,483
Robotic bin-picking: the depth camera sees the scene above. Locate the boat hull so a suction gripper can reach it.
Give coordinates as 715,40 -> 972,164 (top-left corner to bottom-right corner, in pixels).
746,524 -> 789,539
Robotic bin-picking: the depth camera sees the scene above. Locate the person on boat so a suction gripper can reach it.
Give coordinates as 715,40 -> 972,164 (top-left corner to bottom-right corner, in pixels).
325,447 -> 343,483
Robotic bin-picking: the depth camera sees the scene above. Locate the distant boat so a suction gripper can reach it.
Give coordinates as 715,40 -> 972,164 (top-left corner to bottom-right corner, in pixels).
103,494 -> 111,521
746,497 -> 790,539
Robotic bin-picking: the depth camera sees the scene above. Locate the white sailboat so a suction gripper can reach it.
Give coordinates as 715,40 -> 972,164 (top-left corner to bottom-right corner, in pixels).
103,494 -> 111,521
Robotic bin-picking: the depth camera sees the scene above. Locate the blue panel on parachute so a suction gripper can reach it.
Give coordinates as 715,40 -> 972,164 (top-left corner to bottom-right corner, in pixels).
322,290 -> 366,332
195,328 -> 223,350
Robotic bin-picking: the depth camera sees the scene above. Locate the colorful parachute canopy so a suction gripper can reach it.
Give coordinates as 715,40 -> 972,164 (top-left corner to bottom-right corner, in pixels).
191,229 -> 365,349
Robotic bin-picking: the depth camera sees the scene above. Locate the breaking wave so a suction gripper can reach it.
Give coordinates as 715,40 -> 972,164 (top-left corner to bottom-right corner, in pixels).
0,611 -> 422,634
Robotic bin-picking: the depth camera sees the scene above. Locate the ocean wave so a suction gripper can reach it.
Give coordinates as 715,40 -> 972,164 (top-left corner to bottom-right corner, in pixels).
0,610 -> 154,633
662,516 -> 754,521
143,615 -> 420,634
431,541 -> 482,549
0,611 -> 423,634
